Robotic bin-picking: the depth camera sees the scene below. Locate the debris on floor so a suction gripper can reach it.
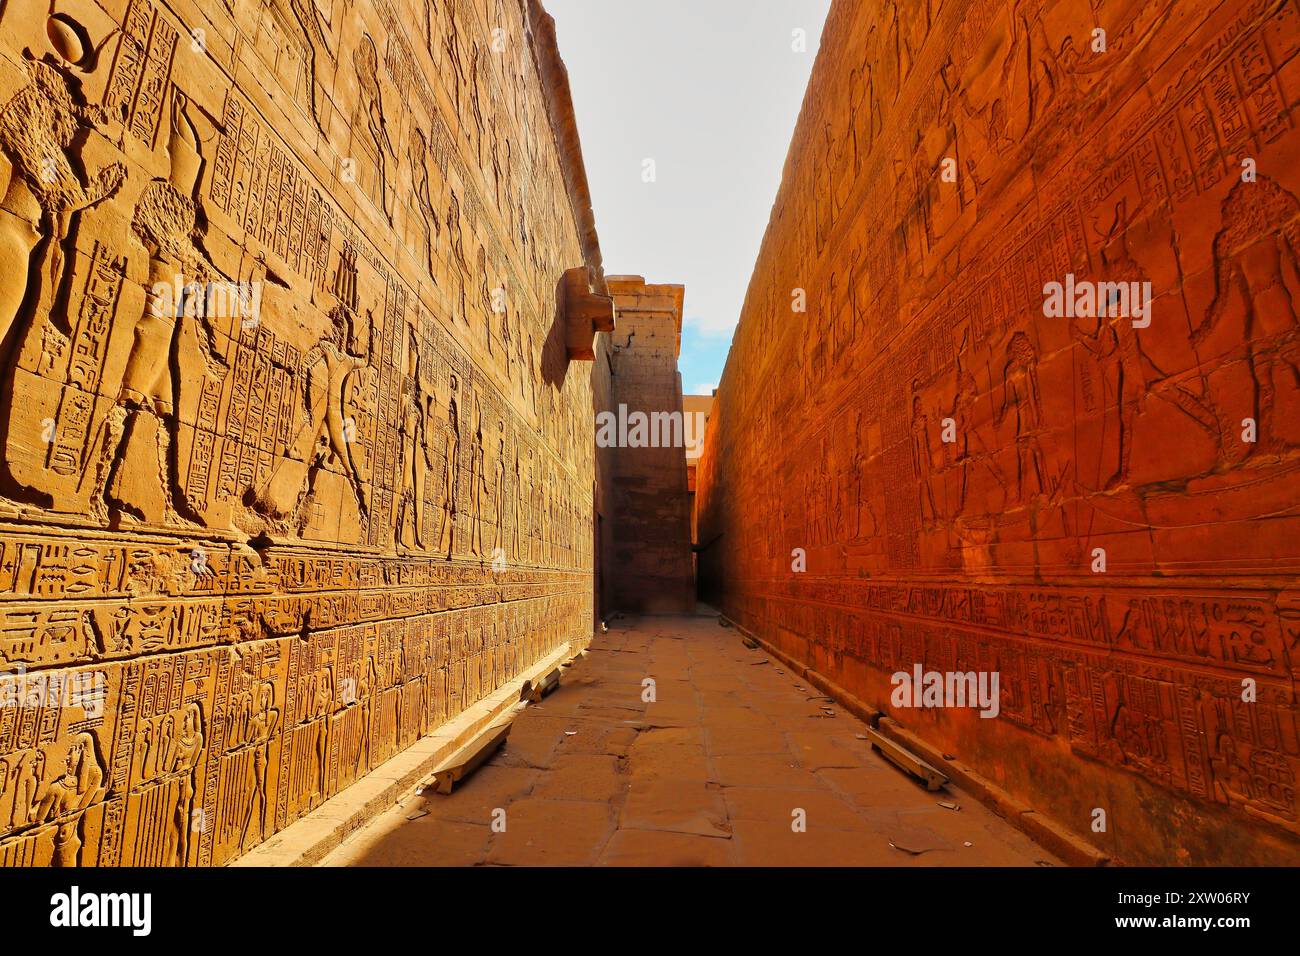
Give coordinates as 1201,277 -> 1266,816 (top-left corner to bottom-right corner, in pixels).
420,722 -> 512,796
864,727 -> 949,792
322,617 -> 1062,868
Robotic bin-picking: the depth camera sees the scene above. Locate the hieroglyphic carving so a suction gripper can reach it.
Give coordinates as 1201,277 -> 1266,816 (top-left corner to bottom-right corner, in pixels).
105,0 -> 176,148
697,0 -> 1300,865
0,0 -> 601,865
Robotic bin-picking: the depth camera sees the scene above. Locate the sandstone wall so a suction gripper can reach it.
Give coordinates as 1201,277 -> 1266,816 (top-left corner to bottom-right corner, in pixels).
697,0 -> 1300,865
607,276 -> 695,615
0,0 -> 604,865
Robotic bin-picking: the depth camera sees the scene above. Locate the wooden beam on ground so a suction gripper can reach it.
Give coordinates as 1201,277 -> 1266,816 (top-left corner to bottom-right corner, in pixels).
864,726 -> 949,792
521,666 -> 561,702
422,721 -> 512,795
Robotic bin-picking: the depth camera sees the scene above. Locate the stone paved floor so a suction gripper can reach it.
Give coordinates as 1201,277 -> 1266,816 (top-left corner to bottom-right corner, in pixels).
323,611 -> 1061,866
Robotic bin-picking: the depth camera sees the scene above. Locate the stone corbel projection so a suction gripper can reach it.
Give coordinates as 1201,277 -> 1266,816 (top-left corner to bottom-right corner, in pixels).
696,0 -> 1300,865
561,265 -> 615,361
0,0 -> 606,865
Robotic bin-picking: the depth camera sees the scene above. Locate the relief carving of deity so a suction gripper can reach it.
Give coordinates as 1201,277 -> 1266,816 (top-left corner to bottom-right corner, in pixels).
0,51 -> 124,502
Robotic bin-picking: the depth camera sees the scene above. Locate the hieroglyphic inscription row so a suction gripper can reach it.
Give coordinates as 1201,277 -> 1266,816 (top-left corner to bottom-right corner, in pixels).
697,0 -> 1300,863
0,588 -> 588,866
0,0 -> 602,863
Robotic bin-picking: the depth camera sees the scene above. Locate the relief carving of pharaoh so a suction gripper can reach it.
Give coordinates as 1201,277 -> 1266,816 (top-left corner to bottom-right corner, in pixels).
0,0 -> 614,871
107,92 -> 230,528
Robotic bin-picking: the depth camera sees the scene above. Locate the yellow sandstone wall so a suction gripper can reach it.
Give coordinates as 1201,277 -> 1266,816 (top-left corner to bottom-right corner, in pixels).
696,0 -> 1300,865
0,0 -> 605,865
605,276 -> 695,615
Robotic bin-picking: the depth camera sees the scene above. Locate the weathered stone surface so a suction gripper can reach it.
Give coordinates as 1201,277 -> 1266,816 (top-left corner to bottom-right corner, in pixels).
696,0 -> 1300,865
323,614 -> 1058,866
0,0 -> 611,865
605,276 -> 695,614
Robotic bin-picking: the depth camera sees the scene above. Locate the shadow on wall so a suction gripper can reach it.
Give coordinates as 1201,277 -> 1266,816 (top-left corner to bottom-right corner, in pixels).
540,273 -> 572,391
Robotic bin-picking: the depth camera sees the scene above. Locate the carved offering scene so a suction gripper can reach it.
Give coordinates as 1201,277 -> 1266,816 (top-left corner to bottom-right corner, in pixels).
695,0 -> 1300,868
0,0 -> 1297,904
0,0 -> 604,868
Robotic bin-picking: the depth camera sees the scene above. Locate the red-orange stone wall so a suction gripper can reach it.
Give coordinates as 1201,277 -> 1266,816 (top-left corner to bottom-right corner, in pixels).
696,0 -> 1300,865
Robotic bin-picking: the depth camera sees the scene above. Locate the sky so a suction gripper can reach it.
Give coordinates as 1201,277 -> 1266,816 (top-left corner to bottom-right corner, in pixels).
546,0 -> 831,396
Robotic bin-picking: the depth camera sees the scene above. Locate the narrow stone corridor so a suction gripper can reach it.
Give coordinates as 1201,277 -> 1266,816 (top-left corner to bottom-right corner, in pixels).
325,611 -> 1058,866
0,0 -> 1293,928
